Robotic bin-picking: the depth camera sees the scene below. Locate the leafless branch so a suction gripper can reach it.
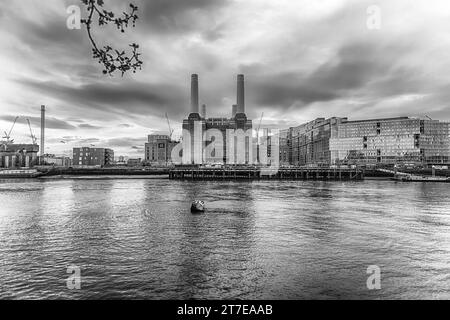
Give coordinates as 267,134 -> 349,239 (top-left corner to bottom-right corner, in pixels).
80,0 -> 143,76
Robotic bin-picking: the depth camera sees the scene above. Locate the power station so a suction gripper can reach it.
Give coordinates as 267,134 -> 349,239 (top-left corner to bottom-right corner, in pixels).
182,74 -> 253,165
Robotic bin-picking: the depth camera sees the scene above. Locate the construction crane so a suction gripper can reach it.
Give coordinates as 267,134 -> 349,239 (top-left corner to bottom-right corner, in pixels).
2,116 -> 19,145
165,113 -> 174,140
26,119 -> 38,145
425,115 -> 433,120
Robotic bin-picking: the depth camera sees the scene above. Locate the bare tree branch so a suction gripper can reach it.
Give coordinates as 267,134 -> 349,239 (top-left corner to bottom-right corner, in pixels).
80,0 -> 143,76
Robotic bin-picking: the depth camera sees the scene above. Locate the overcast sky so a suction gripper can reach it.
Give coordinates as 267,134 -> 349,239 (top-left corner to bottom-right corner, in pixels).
1,0 -> 450,157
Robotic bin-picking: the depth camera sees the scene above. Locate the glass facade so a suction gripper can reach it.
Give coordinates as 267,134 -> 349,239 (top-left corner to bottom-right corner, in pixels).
328,117 -> 450,165
290,117 -> 347,166
285,117 -> 450,167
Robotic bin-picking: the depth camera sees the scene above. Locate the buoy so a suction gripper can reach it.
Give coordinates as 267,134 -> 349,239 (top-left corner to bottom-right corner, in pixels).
191,200 -> 205,213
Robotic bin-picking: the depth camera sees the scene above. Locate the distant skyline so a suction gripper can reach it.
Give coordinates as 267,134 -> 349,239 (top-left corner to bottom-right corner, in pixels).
1,0 -> 450,157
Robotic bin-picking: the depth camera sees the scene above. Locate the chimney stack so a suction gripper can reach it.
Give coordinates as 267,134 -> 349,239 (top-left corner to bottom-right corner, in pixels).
40,105 -> 45,162
191,74 -> 199,114
201,104 -> 207,118
232,104 -> 237,118
237,74 -> 245,114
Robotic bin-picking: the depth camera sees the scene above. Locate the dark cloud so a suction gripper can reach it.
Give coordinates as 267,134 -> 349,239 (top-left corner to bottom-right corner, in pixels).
249,72 -> 339,108
0,115 -> 76,130
15,78 -> 188,119
140,0 -> 229,34
246,40 -> 426,112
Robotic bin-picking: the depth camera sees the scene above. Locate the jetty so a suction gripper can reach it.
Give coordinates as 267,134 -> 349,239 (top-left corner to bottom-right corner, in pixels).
169,166 -> 364,181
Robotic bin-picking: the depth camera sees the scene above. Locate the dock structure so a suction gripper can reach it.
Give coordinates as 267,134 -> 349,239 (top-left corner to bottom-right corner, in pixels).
169,167 -> 365,181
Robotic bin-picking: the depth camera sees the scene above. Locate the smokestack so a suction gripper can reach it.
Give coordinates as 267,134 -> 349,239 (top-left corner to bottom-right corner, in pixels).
40,105 -> 45,161
237,74 -> 245,114
232,104 -> 237,118
191,74 -> 199,114
201,104 -> 206,118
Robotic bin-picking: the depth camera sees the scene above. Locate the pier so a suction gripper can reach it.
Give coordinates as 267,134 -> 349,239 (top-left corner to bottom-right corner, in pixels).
169,167 -> 364,181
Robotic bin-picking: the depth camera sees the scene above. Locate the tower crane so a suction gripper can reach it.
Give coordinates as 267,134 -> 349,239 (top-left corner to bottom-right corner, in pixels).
26,119 -> 38,145
2,116 -> 19,145
165,113 -> 174,140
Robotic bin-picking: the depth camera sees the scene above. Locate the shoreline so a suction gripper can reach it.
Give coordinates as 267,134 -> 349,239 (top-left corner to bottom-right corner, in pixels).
39,174 -> 169,180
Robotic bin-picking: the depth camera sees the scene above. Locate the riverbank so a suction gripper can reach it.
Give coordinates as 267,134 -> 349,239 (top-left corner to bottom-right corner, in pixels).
37,167 -> 170,177
1,166 -> 447,181
39,174 -> 168,180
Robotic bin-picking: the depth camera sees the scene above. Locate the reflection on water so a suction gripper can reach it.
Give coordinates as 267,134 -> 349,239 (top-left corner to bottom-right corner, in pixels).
0,178 -> 450,299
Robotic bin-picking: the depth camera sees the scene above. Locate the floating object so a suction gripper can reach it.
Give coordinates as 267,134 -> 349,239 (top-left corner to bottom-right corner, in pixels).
191,200 -> 205,213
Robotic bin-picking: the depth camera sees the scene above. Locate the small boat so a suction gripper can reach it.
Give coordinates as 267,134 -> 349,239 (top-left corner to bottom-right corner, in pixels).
191,200 -> 205,213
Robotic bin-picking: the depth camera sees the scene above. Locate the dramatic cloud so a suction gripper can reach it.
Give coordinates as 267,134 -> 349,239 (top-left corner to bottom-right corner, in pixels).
0,115 -> 76,130
141,0 -> 229,34
1,0 -> 449,157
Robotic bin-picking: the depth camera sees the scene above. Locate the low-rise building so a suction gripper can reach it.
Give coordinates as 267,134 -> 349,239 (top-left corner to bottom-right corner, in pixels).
73,147 -> 114,167
127,158 -> 142,167
145,135 -> 177,165
43,154 -> 72,167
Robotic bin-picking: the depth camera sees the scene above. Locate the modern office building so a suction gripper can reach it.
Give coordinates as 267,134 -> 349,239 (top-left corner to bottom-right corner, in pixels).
182,74 -> 253,165
289,117 -> 347,167
145,134 -> 177,165
0,144 -> 40,168
329,117 -> 450,166
73,147 -> 114,167
285,116 -> 450,167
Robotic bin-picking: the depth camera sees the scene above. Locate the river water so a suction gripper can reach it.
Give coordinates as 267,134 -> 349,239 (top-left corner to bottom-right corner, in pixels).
0,178 -> 449,299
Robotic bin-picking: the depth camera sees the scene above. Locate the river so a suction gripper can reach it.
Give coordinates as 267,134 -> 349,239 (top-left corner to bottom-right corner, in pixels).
0,178 -> 449,299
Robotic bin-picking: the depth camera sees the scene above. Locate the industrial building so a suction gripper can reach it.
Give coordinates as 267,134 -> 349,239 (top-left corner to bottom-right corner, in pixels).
145,134 -> 178,165
182,74 -> 253,165
73,147 -> 114,167
0,109 -> 43,169
283,116 -> 450,167
0,144 -> 40,168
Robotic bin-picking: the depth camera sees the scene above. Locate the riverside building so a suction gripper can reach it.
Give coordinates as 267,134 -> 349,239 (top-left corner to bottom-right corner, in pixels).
329,117 -> 450,166
286,116 -> 450,167
182,74 -> 253,165
145,134 -> 177,165
73,147 -> 114,167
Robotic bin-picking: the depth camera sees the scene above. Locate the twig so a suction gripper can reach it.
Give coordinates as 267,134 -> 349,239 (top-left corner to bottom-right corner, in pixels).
80,0 -> 143,76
